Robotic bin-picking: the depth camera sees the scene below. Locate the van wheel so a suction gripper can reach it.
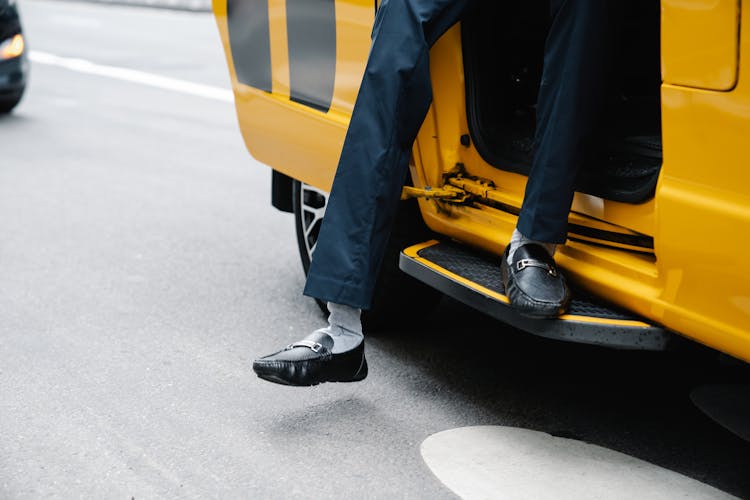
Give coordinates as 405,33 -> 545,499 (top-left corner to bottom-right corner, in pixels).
292,180 -> 328,313
0,89 -> 24,114
292,180 -> 442,332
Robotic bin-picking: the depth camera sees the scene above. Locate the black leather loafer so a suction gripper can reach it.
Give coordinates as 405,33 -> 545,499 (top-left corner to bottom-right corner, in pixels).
500,242 -> 571,319
252,330 -> 368,386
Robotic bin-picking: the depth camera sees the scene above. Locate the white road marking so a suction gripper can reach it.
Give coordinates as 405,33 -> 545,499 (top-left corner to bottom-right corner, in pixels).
421,426 -> 737,500
29,51 -> 234,102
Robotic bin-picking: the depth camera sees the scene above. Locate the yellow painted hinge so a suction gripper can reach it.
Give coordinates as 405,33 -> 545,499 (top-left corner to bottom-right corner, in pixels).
400,184 -> 471,202
400,164 -> 492,203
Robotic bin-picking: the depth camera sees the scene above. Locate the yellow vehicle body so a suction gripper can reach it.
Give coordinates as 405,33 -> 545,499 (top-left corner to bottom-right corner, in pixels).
212,0 -> 750,363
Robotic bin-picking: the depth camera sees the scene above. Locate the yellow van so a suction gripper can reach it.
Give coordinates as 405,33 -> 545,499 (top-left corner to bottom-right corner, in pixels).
211,1 -> 750,367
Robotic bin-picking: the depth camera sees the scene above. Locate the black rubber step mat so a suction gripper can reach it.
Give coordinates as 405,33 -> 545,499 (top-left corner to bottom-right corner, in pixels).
400,240 -> 673,351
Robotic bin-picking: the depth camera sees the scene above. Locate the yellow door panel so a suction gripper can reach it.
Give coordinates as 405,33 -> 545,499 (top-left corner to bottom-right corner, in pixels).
661,0 -> 740,91
213,0 -> 374,190
268,0 -> 290,98
331,1 -> 376,116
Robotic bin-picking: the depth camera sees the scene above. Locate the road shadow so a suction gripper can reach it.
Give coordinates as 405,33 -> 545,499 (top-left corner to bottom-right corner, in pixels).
366,295 -> 750,498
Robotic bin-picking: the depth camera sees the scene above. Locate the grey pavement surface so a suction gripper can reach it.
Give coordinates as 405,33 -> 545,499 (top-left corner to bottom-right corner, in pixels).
1,0 -> 749,498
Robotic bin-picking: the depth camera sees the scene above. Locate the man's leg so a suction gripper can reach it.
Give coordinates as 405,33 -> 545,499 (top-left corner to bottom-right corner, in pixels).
253,0 -> 469,386
303,0 -> 470,310
503,0 -> 616,318
518,0 -> 615,242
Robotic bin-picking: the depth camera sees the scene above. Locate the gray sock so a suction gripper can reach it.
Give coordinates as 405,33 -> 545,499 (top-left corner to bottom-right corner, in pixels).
317,302 -> 364,354
507,228 -> 557,264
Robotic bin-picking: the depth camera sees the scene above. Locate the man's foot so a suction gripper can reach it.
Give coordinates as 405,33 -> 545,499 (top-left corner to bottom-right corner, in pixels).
501,242 -> 571,319
252,330 -> 368,386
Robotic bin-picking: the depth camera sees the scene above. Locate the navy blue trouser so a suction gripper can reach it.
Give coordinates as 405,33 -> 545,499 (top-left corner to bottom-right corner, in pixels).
304,0 -> 614,310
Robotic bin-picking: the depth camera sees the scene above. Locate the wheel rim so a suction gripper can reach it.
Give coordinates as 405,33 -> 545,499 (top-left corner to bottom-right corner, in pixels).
297,182 -> 328,262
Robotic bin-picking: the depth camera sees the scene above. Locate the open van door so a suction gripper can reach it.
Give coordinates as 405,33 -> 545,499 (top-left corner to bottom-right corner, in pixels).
212,0 -> 375,190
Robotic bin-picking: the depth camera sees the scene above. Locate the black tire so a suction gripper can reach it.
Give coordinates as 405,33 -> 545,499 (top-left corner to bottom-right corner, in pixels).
0,89 -> 25,114
292,179 -> 442,332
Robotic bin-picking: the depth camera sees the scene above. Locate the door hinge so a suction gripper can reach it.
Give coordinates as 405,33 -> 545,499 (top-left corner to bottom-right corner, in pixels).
401,164 -> 496,203
400,184 -> 471,202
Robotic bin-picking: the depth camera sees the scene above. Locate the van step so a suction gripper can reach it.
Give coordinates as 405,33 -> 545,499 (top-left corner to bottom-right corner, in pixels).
399,240 -> 672,351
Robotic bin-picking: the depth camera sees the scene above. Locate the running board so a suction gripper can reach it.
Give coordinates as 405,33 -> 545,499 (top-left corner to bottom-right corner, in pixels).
399,240 -> 673,351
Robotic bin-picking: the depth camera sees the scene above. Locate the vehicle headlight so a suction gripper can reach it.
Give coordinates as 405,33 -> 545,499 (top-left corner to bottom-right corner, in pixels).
0,34 -> 24,60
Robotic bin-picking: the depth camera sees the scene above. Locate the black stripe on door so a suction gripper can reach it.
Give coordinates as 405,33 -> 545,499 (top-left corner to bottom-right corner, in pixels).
286,0 -> 337,112
227,0 -> 273,93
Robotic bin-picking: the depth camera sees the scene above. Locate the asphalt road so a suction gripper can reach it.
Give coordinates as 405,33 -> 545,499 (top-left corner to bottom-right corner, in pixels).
1,1 -> 749,499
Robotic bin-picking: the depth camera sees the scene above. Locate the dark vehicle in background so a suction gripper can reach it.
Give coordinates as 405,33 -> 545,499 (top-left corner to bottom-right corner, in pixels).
0,0 -> 27,113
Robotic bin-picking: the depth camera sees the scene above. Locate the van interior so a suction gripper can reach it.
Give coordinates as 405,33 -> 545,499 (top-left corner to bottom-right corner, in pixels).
461,0 -> 662,204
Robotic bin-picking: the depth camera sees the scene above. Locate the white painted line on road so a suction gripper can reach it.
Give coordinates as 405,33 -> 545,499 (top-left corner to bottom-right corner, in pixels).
421,426 -> 737,500
29,50 -> 234,102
